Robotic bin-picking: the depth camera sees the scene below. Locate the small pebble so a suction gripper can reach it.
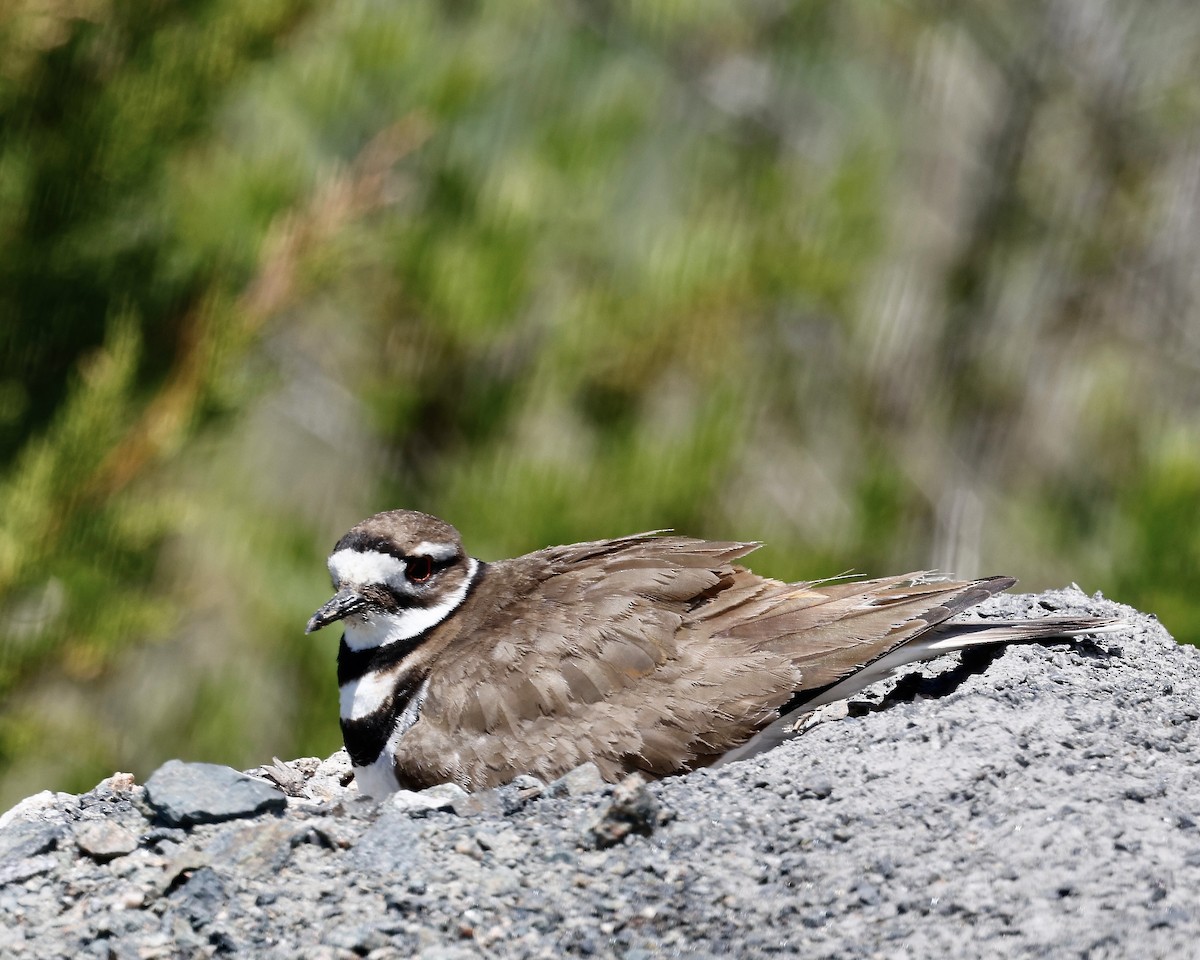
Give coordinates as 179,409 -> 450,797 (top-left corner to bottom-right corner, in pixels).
75,822 -> 138,863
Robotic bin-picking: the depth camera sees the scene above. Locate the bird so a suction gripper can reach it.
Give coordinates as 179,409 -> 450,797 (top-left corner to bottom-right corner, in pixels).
306,509 -> 1119,797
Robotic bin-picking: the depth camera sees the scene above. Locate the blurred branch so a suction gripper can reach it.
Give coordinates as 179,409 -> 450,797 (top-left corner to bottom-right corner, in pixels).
87,115 -> 431,502
240,114 -> 431,329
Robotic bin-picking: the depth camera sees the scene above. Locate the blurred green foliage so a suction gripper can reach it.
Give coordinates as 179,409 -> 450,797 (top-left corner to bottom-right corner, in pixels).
2,0 -> 1199,806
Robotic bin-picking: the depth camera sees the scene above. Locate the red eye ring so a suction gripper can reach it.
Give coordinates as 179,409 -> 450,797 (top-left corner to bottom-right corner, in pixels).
406,556 -> 433,583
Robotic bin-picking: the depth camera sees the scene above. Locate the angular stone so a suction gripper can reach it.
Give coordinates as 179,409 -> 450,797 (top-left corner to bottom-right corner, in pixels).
321,922 -> 390,954
157,847 -> 213,897
0,790 -> 63,832
419,947 -> 491,960
0,819 -> 63,860
509,774 -> 546,795
421,782 -> 470,804
315,748 -> 351,777
308,749 -> 355,803
549,761 -> 607,798
389,782 -> 468,815
295,817 -> 356,851
473,827 -> 526,862
588,774 -> 665,849
141,826 -> 188,849
89,772 -> 138,798
0,854 -> 56,887
491,774 -> 546,815
75,821 -> 139,862
143,761 -> 286,828
167,865 -> 229,928
449,788 -> 504,818
202,818 -> 301,878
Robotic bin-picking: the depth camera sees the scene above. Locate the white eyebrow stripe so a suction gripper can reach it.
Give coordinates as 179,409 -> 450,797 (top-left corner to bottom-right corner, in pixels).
328,549 -> 407,589
339,558 -> 479,652
412,541 -> 458,562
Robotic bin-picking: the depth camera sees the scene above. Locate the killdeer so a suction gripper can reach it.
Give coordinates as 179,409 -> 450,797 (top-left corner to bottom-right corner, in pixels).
307,510 -> 1118,797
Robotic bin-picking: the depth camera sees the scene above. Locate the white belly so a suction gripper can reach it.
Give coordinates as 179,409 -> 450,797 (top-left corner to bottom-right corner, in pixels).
353,756 -> 400,798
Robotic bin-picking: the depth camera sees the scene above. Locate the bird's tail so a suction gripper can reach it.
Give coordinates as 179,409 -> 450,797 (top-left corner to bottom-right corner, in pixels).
713,613 -> 1123,768
798,614 -> 1124,712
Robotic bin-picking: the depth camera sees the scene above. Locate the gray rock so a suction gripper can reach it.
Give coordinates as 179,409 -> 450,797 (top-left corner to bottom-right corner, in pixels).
309,749 -> 355,802
201,817 -> 302,878
0,854 -> 57,887
548,761 -> 607,797
389,782 -> 469,815
75,822 -> 138,862
0,790 -> 71,832
0,819 -> 62,860
296,817 -> 357,851
140,825 -> 187,851
417,949 -> 484,960
588,774 -> 665,848
165,865 -> 229,928
321,922 -> 392,954
449,789 -> 504,818
143,760 -> 286,827
509,774 -> 546,796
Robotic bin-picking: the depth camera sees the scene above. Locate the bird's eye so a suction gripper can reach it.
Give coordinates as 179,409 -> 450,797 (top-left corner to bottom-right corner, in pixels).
406,556 -> 433,583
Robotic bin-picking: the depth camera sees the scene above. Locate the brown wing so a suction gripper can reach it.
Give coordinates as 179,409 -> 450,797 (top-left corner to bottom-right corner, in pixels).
398,534 -> 1008,790
396,534 -> 796,788
696,571 -> 1015,694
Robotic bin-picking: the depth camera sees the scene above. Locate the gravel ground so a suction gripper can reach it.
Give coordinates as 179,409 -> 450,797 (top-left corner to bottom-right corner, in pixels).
1,586 -> 1196,959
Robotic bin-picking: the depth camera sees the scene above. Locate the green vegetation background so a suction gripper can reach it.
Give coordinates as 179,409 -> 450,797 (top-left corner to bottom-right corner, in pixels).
2,1 -> 1198,806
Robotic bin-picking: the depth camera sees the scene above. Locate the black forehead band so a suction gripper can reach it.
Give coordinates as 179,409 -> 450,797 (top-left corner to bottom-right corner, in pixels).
333,530 -> 461,565
333,531 -> 408,560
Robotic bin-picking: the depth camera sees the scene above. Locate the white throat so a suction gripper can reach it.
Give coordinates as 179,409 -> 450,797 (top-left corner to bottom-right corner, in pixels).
341,558 -> 479,652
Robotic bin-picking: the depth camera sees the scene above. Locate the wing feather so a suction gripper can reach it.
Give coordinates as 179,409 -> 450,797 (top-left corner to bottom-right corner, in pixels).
395,533 -> 1089,790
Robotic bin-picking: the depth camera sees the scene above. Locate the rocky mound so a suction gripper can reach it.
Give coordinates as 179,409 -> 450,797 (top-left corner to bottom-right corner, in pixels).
1,587 -> 1195,959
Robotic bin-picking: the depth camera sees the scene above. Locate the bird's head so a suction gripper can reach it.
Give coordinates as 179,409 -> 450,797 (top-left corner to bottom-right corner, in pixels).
306,510 -> 476,651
